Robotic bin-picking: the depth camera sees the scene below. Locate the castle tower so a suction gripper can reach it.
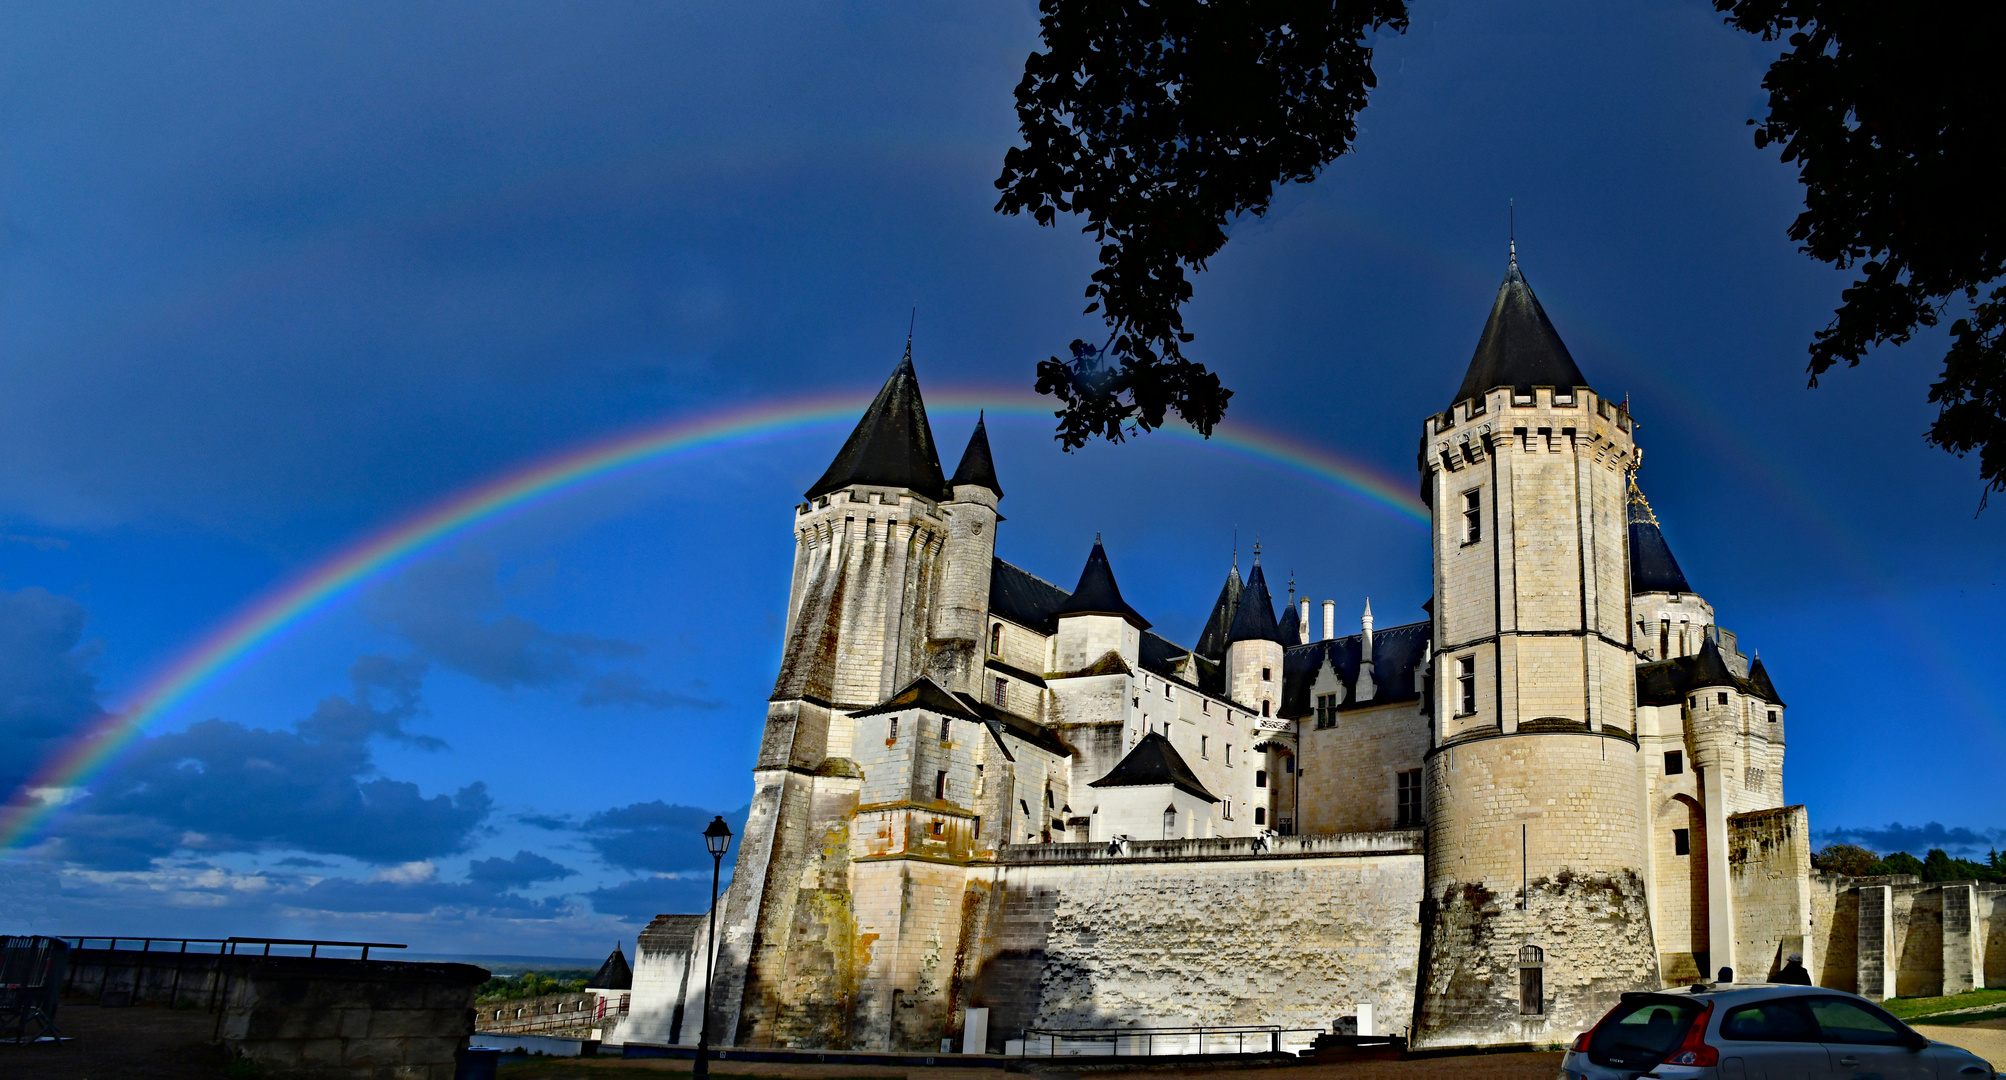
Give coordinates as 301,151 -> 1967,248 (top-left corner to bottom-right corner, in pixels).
929,414 -> 1004,693
1052,537 -> 1148,672
1193,554 -> 1244,661
1224,556 -> 1284,719
1414,252 -> 1657,1046
710,344 -> 956,1048
1627,476 -> 1714,661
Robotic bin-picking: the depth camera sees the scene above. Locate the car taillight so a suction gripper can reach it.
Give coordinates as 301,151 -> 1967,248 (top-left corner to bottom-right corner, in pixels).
1571,1030 -> 1592,1052
1663,1002 -> 1718,1067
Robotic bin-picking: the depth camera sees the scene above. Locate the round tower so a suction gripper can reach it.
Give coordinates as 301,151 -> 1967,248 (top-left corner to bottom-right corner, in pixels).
1414,251 -> 1658,1047
928,414 -> 1003,694
1223,554 -> 1285,721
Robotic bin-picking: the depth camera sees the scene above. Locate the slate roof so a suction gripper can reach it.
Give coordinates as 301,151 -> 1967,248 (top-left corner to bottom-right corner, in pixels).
1053,539 -> 1150,629
1277,620 -> 1431,718
1192,563 -> 1243,660
1278,602 -> 1302,648
590,944 -> 632,990
805,344 -> 948,500
1633,637 -> 1783,707
1226,562 -> 1282,645
989,557 -> 1226,697
954,692 -> 1076,759
1450,256 -> 1588,410
1088,731 -> 1218,802
1628,475 -> 1693,595
849,676 -> 983,720
1747,657 -> 1784,706
948,413 -> 1003,497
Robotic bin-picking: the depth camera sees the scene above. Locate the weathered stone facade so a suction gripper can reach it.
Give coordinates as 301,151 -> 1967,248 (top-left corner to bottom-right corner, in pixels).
619,255 -> 1980,1055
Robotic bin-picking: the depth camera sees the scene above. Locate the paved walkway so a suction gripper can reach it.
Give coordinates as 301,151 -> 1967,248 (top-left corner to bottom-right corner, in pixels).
1914,1019 -> 2006,1069
505,1052 -> 1568,1080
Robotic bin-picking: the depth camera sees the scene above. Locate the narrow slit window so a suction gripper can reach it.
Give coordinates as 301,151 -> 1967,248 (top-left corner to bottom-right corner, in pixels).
1462,490 -> 1482,543
941,717 -> 951,741
888,716 -> 899,742
989,623 -> 1001,655
1457,656 -> 1477,716
934,771 -> 947,800
993,677 -> 1008,707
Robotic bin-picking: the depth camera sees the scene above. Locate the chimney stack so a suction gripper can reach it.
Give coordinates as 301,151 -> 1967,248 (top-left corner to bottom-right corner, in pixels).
1322,600 -> 1335,642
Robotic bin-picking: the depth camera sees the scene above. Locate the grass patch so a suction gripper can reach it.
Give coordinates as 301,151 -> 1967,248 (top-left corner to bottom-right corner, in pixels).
1914,1006 -> 2006,1027
1883,988 -> 2006,1020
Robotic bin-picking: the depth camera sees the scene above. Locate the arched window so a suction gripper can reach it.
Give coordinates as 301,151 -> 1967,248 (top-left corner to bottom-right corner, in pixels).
1162,805 -> 1177,840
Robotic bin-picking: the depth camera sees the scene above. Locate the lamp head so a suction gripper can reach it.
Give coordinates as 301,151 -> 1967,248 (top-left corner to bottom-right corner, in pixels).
704,815 -> 734,857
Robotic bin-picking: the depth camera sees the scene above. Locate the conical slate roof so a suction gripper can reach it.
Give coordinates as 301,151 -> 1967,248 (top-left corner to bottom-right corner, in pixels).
1088,731 -> 1218,802
1451,256 -> 1588,409
805,343 -> 948,500
1747,657 -> 1784,706
1690,635 -> 1737,690
1277,602 -> 1302,648
1627,476 -> 1693,595
1193,561 -> 1243,660
948,413 -> 1003,497
590,943 -> 632,990
1227,561 -> 1282,645
1054,538 -> 1150,629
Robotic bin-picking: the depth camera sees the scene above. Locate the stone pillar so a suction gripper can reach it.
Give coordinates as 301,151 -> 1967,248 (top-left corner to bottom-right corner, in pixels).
1857,885 -> 1895,1001
1944,883 -> 1981,995
1700,766 -> 1735,976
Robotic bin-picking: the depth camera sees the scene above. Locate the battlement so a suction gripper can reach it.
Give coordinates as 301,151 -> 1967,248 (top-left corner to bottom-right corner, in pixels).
994,828 -> 1422,865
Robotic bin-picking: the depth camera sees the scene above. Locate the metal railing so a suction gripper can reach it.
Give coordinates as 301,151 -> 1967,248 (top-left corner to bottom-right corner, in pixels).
1014,1024 -> 1321,1058
62,937 -> 404,960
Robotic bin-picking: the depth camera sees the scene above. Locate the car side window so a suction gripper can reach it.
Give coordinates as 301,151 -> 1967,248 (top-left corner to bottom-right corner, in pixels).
1807,998 -> 1909,1046
1720,999 -> 1820,1042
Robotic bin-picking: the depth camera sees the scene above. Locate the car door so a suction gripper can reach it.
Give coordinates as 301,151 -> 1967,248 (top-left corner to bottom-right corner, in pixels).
1806,996 -> 1933,1080
1715,996 -> 1830,1080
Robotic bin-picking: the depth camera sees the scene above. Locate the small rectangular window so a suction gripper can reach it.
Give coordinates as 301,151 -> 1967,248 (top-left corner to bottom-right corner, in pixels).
1768,710 -> 1778,723
1463,490 -> 1482,543
1254,807 -> 1266,825
1255,769 -> 1267,788
974,816 -> 981,839
1664,750 -> 1683,775
1201,699 -> 1209,714
941,717 -> 952,741
1261,667 -> 1272,681
975,764 -> 985,796
1457,656 -> 1477,716
1688,695 -> 1697,710
1674,828 -> 1691,856
989,623 -> 1001,656
1285,758 -> 1294,774
993,677 -> 1008,707
1315,692 -> 1338,729
1223,799 -> 1232,820
1659,619 -> 1670,659
931,820 -> 943,836
1200,735 -> 1209,758
888,716 -> 899,742
1717,691 -> 1729,705
1396,769 -> 1423,826
1518,966 -> 1543,1015
1225,744 -> 1233,766
934,771 -> 947,800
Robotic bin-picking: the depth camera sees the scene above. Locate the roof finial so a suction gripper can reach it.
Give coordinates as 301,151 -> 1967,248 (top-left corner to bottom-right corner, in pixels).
1252,536 -> 1261,564
1232,528 -> 1238,572
1095,531 -> 1102,545
1508,199 -> 1516,267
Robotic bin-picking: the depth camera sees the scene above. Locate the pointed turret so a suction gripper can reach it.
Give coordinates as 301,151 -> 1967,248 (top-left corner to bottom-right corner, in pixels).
1055,537 -> 1150,629
1226,560 -> 1281,645
1690,634 -> 1737,690
1450,255 -> 1587,410
806,343 -> 948,500
1277,602 -> 1302,648
589,942 -> 632,991
1627,474 -> 1693,595
948,412 -> 1003,497
1747,656 -> 1783,706
1194,557 -> 1244,660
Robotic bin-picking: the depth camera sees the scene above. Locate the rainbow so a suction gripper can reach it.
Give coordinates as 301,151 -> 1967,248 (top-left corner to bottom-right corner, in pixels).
0,388 -> 1425,851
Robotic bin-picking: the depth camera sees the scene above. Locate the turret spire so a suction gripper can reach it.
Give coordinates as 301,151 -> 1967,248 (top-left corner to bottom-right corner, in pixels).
948,411 -> 1003,496
1055,537 -> 1150,629
1226,560 -> 1282,645
1627,474 -> 1694,595
1450,252 -> 1586,410
805,345 -> 947,500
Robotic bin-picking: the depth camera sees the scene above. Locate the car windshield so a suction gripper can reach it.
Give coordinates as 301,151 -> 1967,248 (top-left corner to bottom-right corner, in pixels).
1588,996 -> 1705,1068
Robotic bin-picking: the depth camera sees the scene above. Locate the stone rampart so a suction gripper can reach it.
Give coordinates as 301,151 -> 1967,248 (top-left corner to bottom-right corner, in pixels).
1728,805 -> 1814,981
216,956 -> 486,1080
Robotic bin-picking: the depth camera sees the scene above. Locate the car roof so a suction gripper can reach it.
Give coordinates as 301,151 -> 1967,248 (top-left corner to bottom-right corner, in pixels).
1647,984 -> 1862,1004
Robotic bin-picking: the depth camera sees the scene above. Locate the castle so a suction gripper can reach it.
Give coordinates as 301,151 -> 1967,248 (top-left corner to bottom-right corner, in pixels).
612,253 -> 1998,1054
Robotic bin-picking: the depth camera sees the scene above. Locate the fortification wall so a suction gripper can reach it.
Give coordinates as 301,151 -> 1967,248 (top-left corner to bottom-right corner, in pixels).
953,834 -> 1425,1050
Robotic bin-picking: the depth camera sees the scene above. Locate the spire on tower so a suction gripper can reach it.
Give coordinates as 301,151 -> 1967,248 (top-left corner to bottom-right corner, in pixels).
948,411 -> 1003,497
1055,537 -> 1150,629
1449,251 -> 1586,411
1627,474 -> 1694,595
805,344 -> 947,500
1226,560 -> 1282,645
1195,551 -> 1245,661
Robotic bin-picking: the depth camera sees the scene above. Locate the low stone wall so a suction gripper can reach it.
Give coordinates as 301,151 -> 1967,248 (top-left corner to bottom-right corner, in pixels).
1809,876 -> 2006,1000
474,990 -> 601,1035
217,956 -> 487,1080
64,946 -> 230,1006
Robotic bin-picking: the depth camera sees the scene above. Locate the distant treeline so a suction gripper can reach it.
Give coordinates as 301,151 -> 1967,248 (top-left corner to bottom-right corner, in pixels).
1812,845 -> 2006,883
474,970 -> 595,1002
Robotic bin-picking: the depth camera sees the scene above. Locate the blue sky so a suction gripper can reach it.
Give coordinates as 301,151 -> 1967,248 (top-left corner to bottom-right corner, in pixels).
1,1 -> 2000,960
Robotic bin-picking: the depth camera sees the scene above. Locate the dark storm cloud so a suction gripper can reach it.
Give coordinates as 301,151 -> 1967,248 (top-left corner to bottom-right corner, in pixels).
49,654 -> 490,869
467,850 -> 576,889
0,587 -> 106,795
585,875 -> 718,921
578,670 -> 722,711
275,856 -> 335,868
580,801 -> 749,874
368,551 -> 702,709
1817,822 -> 2006,857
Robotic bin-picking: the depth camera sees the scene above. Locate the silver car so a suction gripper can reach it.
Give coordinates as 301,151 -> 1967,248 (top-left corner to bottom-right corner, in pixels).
1559,982 -> 1996,1080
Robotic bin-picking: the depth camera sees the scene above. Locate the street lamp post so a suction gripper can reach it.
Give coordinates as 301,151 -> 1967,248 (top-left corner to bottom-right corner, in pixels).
695,815 -> 733,1080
